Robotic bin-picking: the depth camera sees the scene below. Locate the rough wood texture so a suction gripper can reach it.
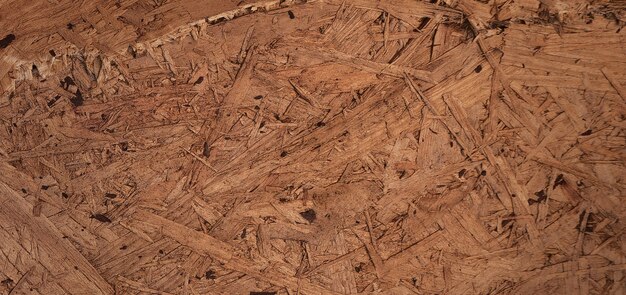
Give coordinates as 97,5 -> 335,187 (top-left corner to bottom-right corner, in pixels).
1,0 -> 625,294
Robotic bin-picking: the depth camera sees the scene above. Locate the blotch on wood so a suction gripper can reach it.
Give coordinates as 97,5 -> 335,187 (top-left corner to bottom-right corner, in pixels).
0,34 -> 15,48
300,209 -> 316,223
553,174 -> 566,188
90,214 -> 112,223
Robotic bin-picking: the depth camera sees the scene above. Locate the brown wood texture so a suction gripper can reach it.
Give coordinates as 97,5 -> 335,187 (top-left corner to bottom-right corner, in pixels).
0,0 -> 625,294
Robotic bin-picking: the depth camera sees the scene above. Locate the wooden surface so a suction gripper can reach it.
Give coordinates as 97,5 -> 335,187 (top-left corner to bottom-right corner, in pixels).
0,0 -> 625,294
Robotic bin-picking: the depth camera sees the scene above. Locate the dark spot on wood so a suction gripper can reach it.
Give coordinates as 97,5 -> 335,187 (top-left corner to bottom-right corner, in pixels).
193,76 -> 204,85
158,249 -> 164,254
62,192 -> 69,198
488,20 -> 509,30
279,197 -> 289,203
49,49 -> 56,56
576,210 -> 588,231
48,95 -> 61,107
583,212 -> 596,232
127,45 -> 137,58
553,174 -> 566,189
474,65 -> 482,73
1,278 -> 14,294
287,10 -> 295,19
458,169 -> 466,177
354,265 -> 362,272
300,208 -> 316,223
41,185 -> 49,190
203,141 -> 211,157
280,151 -> 288,157
0,34 -> 15,49
119,142 -> 129,151
205,269 -> 217,279
67,23 -> 74,30
90,213 -> 112,223
31,64 -> 40,78
21,188 -> 27,193
61,76 -> 75,89
580,129 -> 592,136
70,89 -> 84,107
2,278 -> 13,285
316,121 -> 325,127
120,245 -> 128,250
417,17 -> 430,30
254,95 -> 263,100
534,189 -> 547,203
481,170 -> 487,176
105,193 -> 117,199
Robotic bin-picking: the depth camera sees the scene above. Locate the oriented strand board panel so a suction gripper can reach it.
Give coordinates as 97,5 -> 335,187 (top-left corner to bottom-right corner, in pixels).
1,0 -> 625,294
